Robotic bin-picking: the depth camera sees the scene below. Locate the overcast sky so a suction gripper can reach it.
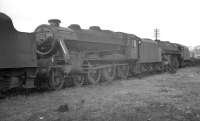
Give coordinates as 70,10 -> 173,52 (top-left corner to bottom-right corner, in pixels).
0,0 -> 199,47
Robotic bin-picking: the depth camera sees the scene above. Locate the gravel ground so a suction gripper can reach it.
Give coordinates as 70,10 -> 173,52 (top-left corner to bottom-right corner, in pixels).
1,67 -> 200,121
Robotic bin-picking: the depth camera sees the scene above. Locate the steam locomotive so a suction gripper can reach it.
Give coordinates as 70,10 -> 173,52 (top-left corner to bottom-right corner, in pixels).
0,12 -> 192,91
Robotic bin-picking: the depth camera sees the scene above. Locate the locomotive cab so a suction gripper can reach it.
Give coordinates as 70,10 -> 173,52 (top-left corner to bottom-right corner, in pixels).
126,34 -> 140,59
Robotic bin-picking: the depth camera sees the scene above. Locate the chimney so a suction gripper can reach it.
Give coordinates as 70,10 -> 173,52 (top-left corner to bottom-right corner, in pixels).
48,19 -> 61,27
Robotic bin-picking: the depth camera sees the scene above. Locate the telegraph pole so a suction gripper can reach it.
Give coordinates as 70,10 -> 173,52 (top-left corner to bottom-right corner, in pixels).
154,28 -> 159,40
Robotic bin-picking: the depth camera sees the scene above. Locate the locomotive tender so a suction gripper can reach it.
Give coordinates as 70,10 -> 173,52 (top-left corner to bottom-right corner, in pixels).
0,13 -> 37,91
0,12 -> 191,91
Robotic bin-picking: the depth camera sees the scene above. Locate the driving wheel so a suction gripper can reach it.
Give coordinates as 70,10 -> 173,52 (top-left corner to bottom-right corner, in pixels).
102,65 -> 116,82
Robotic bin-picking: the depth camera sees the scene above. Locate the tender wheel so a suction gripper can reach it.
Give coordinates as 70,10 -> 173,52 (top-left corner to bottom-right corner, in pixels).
48,69 -> 65,90
117,65 -> 129,79
102,65 -> 116,82
72,74 -> 85,87
87,69 -> 101,85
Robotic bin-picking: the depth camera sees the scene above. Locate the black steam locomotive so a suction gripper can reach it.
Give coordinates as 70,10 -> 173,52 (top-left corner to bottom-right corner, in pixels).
0,12 -> 191,91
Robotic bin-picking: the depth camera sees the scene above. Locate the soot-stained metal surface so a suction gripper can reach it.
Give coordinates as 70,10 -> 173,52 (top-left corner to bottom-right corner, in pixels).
0,13 -> 37,68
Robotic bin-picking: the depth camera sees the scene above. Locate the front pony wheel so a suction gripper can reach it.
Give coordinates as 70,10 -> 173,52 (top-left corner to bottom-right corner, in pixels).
48,68 -> 65,90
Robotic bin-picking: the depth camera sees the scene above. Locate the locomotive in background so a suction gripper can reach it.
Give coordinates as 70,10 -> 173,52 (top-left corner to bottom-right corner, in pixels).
188,45 -> 200,65
0,12 -> 193,91
190,45 -> 200,59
